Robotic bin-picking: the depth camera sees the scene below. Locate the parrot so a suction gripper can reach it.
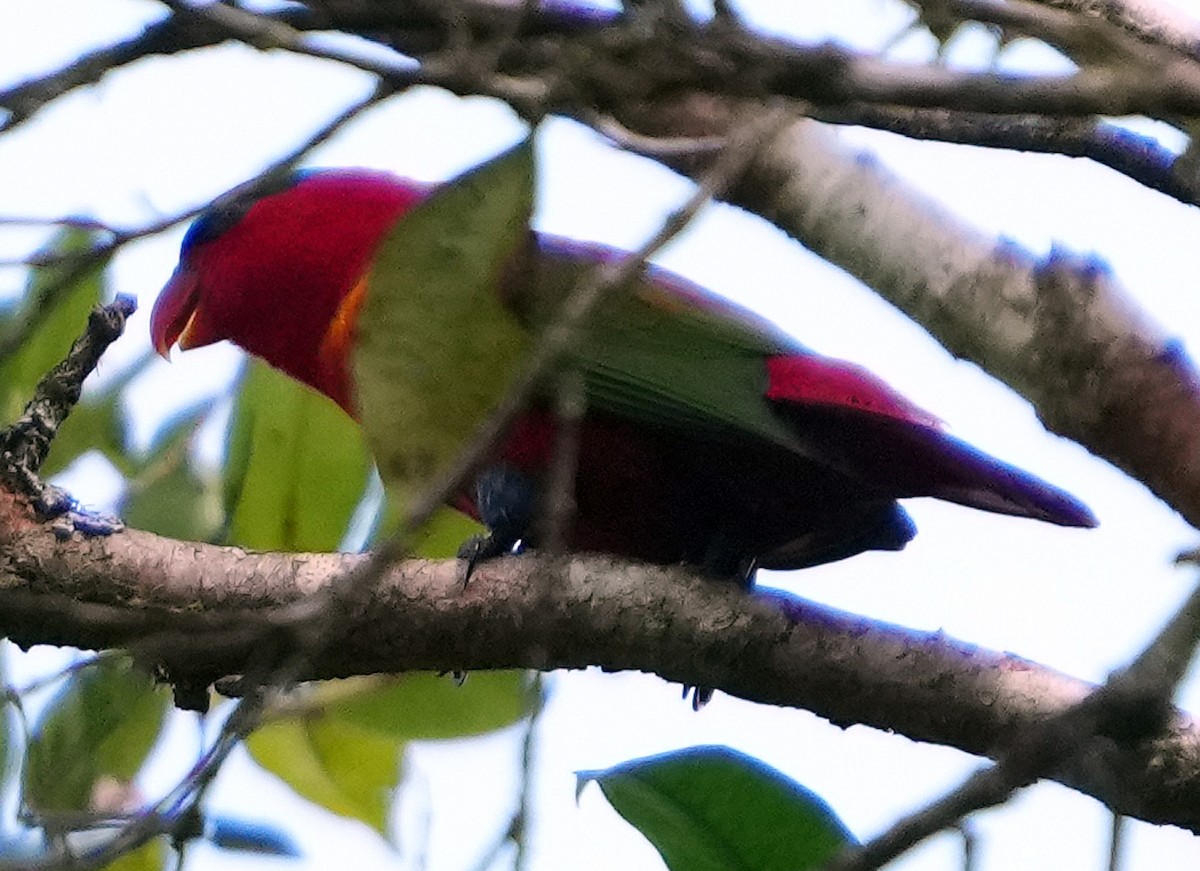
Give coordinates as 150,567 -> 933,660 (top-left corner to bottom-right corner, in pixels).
150,165 -> 1096,581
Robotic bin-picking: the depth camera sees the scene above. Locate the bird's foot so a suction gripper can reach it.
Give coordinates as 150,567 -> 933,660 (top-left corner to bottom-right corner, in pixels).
699,534 -> 758,589
1,450 -> 123,539
0,297 -> 134,539
457,464 -> 537,584
457,532 -> 518,585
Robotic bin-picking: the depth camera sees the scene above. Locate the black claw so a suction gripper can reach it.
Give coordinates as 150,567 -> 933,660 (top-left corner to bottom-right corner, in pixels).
682,685 -> 714,710
457,464 -> 537,584
735,558 -> 758,590
457,532 -> 515,585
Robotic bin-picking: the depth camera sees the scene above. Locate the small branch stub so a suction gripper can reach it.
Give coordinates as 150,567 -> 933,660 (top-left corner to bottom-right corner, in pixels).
0,295 -> 135,536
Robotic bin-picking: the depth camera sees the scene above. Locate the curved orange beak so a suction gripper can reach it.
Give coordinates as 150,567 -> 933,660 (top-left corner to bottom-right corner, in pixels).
150,267 -> 205,358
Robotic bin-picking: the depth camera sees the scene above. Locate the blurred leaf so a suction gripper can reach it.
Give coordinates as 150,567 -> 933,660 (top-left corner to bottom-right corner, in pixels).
353,140 -> 535,512
368,496 -> 482,559
0,647 -> 15,801
579,745 -> 853,871
224,360 -> 371,551
245,716 -> 399,837
411,508 -> 483,557
325,671 -> 533,741
0,230 -> 108,423
121,451 -> 218,542
41,395 -> 127,479
42,352 -> 154,479
24,658 -> 169,814
119,398 -> 219,541
100,838 -> 166,871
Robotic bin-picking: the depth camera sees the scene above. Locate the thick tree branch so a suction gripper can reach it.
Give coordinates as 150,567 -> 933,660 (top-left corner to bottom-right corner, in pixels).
826,562 -> 1200,870
0,11 -> 233,134
800,107 -> 1189,205
1026,0 -> 1200,62
11,2 -> 1200,215
0,491 -> 1198,831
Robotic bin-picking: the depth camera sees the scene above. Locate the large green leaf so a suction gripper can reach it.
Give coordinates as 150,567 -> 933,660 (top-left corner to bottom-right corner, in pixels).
40,394 -> 127,479
102,839 -> 166,871
119,398 -> 220,541
0,647 -> 15,804
41,352 -> 153,479
579,746 -> 854,871
0,230 -> 108,424
245,670 -> 531,838
353,139 -> 535,512
24,658 -> 170,814
324,671 -> 533,741
224,360 -> 372,551
367,495 -> 483,559
245,716 -> 399,837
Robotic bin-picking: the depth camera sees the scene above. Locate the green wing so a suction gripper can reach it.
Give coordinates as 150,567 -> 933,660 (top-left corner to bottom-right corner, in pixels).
530,238 -> 801,450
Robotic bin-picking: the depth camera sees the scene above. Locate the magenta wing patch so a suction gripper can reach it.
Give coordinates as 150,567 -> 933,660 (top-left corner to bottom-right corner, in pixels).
765,355 -> 943,429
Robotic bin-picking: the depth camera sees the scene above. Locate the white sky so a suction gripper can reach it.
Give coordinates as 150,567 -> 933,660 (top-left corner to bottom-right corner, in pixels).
4,1 -> 1200,869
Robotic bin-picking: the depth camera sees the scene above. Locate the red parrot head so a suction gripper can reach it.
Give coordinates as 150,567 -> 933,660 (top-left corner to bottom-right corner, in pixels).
150,170 -> 428,413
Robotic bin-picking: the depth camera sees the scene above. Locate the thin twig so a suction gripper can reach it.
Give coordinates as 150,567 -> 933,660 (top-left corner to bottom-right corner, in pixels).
823,577 -> 1200,871
0,82 -> 392,366
1108,812 -> 1126,871
49,692 -> 268,871
0,297 -> 135,474
0,13 -> 227,134
540,369 -> 584,559
512,674 -> 545,871
958,822 -> 977,871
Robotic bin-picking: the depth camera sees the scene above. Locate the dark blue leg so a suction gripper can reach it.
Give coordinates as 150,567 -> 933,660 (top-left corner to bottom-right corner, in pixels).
457,465 -> 538,581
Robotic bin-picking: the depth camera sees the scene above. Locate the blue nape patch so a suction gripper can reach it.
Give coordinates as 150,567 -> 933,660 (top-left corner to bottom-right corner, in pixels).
180,170 -> 310,256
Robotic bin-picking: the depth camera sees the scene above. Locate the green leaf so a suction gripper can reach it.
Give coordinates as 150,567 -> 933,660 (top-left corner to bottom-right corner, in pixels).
121,450 -> 218,542
326,671 -> 533,741
368,496 -> 483,559
0,230 -> 108,424
579,746 -> 854,871
40,394 -> 127,478
0,647 -> 16,799
24,658 -> 169,814
245,716 -> 399,837
243,671 -> 530,836
101,839 -> 167,871
353,139 -> 535,511
224,360 -> 372,551
42,352 -> 153,479
119,399 -> 219,541
410,507 -> 483,558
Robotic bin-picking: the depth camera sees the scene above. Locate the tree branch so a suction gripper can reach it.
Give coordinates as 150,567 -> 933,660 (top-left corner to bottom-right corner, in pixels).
0,490 -> 1198,832
0,11 -> 232,134
613,108 -> 1200,531
825,562 -> 1200,869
